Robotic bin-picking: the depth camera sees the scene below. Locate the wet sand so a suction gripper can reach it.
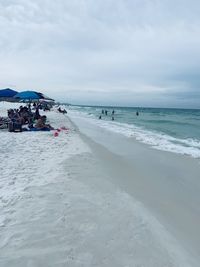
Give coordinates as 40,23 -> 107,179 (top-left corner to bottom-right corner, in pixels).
69,113 -> 200,265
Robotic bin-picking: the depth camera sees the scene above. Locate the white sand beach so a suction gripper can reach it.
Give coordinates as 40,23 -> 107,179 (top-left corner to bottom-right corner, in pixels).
0,102 -> 199,267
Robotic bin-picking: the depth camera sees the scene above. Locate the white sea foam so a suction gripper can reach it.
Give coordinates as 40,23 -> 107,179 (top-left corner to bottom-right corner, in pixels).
69,110 -> 200,158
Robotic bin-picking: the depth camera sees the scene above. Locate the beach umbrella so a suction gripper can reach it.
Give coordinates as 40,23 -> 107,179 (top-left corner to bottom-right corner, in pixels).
14,91 -> 41,100
37,92 -> 54,101
14,91 -> 54,101
0,88 -> 18,98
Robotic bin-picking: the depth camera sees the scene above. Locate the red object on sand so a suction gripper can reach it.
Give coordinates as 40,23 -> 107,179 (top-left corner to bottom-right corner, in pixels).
54,131 -> 59,137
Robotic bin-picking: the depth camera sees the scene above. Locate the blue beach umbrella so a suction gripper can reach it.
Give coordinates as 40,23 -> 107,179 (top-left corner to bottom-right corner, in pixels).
0,88 -> 18,98
14,91 -> 42,100
14,90 -> 54,101
36,92 -> 54,101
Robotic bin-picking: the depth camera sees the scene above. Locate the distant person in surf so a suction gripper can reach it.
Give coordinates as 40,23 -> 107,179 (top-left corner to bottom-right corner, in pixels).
136,111 -> 139,116
112,116 -> 114,121
105,110 -> 108,116
99,115 -> 102,119
112,110 -> 115,115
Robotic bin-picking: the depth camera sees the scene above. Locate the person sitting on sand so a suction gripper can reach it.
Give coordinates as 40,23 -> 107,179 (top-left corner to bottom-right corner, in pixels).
58,107 -> 67,114
19,106 -> 31,124
8,109 -> 23,124
35,115 -> 54,130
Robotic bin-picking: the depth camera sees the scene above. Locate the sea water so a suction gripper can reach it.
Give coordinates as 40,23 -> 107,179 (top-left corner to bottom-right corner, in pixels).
68,105 -> 200,158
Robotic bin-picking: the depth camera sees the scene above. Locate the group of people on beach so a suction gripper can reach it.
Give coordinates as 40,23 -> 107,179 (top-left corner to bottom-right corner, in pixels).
99,109 -> 115,120
1,103 -> 54,132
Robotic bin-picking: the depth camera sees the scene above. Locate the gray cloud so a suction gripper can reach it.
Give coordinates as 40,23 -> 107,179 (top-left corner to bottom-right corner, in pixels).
0,0 -> 200,107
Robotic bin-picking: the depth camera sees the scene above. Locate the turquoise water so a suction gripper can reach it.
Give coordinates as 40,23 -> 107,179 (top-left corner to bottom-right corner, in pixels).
69,105 -> 200,158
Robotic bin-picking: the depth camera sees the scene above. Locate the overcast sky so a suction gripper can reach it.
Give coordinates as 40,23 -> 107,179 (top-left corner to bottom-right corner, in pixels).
0,0 -> 200,107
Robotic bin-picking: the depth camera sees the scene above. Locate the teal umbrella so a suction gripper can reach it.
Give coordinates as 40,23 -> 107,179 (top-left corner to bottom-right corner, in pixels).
14,91 -> 54,101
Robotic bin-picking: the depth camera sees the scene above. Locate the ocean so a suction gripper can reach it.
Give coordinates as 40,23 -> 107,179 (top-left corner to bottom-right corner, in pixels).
68,105 -> 200,158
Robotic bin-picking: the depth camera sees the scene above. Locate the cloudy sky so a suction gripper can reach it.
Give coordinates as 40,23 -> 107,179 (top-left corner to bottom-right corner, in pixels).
0,0 -> 200,107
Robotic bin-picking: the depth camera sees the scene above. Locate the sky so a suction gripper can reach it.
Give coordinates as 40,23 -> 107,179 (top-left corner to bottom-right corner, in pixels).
0,0 -> 200,108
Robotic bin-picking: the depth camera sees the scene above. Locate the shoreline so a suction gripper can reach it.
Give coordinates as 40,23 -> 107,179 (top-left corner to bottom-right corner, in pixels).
67,107 -> 200,159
